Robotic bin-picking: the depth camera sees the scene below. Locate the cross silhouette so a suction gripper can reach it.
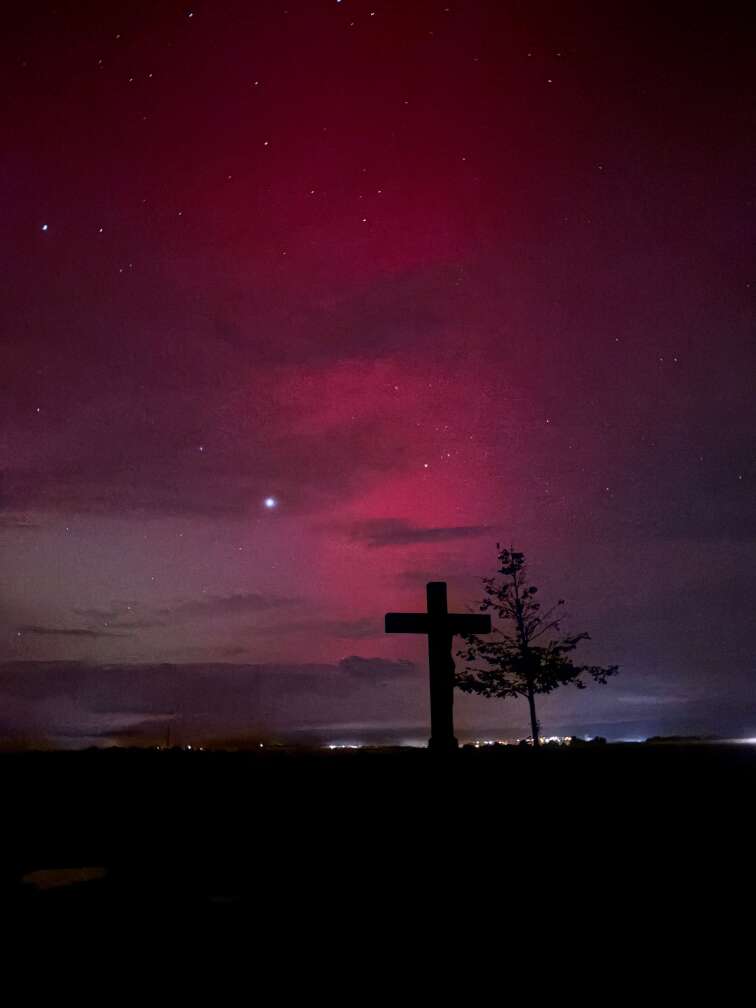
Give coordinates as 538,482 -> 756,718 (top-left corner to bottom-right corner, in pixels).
385,582 -> 491,750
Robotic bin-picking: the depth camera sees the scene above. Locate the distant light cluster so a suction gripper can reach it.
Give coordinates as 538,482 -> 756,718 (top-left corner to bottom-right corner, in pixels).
469,736 -> 575,747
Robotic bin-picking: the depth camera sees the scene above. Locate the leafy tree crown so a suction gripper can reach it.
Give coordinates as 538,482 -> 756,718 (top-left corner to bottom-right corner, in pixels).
456,546 -> 619,699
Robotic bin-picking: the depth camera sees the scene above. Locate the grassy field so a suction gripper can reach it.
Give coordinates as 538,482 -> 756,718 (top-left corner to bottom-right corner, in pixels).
3,742 -> 754,921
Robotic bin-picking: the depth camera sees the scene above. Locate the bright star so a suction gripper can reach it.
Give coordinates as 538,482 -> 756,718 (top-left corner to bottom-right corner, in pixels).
41,224 -> 48,231
264,497 -> 277,509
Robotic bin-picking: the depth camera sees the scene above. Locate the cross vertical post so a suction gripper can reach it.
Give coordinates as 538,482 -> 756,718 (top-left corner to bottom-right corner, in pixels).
426,581 -> 456,751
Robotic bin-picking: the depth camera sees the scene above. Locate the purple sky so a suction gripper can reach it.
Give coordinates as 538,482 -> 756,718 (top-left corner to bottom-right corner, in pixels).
1,2 -> 754,747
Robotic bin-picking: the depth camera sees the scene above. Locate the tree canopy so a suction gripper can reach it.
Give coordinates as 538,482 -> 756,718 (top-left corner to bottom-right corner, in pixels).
455,546 -> 619,743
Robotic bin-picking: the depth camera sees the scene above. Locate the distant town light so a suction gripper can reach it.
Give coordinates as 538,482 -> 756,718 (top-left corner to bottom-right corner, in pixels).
468,735 -> 574,747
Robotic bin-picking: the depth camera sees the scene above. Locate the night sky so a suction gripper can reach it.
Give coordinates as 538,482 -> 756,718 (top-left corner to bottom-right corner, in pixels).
2,2 -> 754,748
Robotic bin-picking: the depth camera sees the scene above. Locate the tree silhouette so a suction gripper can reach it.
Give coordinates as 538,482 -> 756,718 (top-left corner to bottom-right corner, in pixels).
455,546 -> 619,746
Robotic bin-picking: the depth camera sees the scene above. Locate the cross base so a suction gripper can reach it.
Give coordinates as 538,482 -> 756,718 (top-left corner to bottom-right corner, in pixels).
428,735 -> 459,752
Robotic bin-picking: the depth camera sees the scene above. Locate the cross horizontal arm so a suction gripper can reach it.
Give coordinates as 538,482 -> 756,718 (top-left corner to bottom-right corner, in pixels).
385,613 -> 429,634
448,614 -> 492,635
385,612 -> 491,635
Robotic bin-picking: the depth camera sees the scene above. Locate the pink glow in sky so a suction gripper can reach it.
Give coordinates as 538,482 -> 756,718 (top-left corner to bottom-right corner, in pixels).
1,2 -> 754,746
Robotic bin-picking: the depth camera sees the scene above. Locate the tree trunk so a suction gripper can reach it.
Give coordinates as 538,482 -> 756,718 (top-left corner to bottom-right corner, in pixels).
526,685 -> 540,748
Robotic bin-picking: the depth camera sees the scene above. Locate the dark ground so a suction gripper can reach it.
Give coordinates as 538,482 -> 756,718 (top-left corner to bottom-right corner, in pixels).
3,742 -> 754,930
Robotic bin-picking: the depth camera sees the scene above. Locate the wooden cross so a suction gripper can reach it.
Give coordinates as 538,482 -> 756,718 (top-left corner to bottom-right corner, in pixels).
385,582 -> 491,751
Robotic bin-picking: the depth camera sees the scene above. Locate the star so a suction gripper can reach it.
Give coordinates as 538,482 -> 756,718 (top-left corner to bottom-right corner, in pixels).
41,224 -> 48,231
264,497 -> 278,509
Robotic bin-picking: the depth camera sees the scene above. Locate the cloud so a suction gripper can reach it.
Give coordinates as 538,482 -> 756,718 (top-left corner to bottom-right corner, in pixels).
163,593 -> 298,621
0,658 -> 423,747
0,514 -> 39,529
274,264 -> 457,365
0,265 -> 463,523
71,609 -> 165,631
69,596 -> 295,632
2,659 -> 755,748
615,693 -> 689,706
0,413 -> 411,519
73,609 -> 124,622
338,656 -> 416,682
320,617 -> 382,640
254,616 -> 382,641
348,518 -> 492,548
15,625 -> 132,639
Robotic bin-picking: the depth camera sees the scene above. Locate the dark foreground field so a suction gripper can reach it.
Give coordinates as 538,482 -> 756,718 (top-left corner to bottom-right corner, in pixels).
3,743 -> 755,926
